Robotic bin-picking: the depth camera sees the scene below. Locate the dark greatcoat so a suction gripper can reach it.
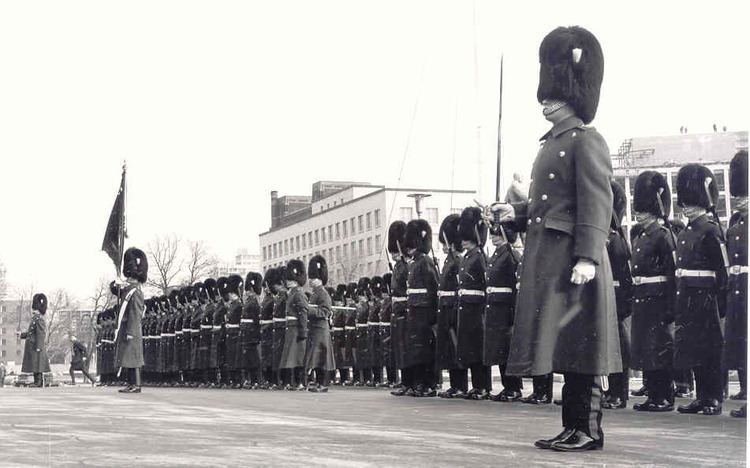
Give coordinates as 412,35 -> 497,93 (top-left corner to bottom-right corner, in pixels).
149,314 -> 162,373
405,251 -> 438,368
224,298 -> 243,370
114,285 -> 145,369
368,297 -> 383,368
304,285 -> 336,371
101,317 -> 116,375
674,214 -> 727,369
141,315 -> 153,372
436,251 -> 460,370
198,302 -> 215,370
507,116 -> 621,377
272,291 -> 288,371
173,309 -> 184,371
189,304 -> 203,370
21,312 -> 51,373
279,287 -> 308,369
70,341 -> 89,371
343,300 -> 358,368
457,246 -> 486,368
210,301 -> 226,369
390,259 -> 409,370
240,294 -> 262,370
630,221 -> 675,370
164,311 -> 176,373
607,225 -> 633,372
483,244 -> 519,367
379,297 -> 393,369
331,304 -> 348,368
725,212 -> 747,370
259,294 -> 274,369
95,319 -> 104,375
354,298 -> 371,369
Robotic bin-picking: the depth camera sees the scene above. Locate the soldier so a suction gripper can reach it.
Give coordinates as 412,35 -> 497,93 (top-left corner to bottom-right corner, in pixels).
484,219 -> 523,402
673,164 -> 728,415
456,207 -> 492,400
179,287 -> 194,386
69,336 -> 94,386
368,276 -> 385,387
198,279 -> 217,387
163,290 -> 178,386
726,150 -> 748,418
188,284 -> 205,387
259,269 -> 276,389
380,273 -> 398,387
173,289 -> 187,386
272,267 -> 289,389
388,221 -> 411,396
436,214 -> 466,399
354,277 -> 372,386
305,255 -> 336,392
603,181 -> 633,409
405,218 -> 439,397
279,260 -> 309,390
331,284 -> 350,385
241,272 -> 264,389
115,247 -> 148,393
19,293 -> 51,387
629,171 -> 676,412
342,282 -> 359,386
223,274 -> 244,388
208,278 -> 227,387
498,27 -> 620,451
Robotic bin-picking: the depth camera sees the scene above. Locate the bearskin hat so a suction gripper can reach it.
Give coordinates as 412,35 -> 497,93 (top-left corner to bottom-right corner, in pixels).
458,207 -> 488,247
179,286 -> 194,305
611,180 -> 627,223
226,274 -> 244,296
217,277 -> 230,299
123,247 -> 148,283
633,171 -> 670,217
308,255 -> 328,286
730,150 -> 748,197
203,278 -> 219,300
405,219 -> 432,254
356,277 -> 371,297
325,286 -> 336,299
439,214 -> 463,252
346,282 -> 357,300
32,293 -> 47,314
245,272 -> 263,295
193,282 -> 207,301
157,295 -> 169,311
370,276 -> 384,295
382,272 -> 392,295
168,289 -> 180,307
676,164 -> 718,209
335,284 -> 347,303
285,259 -> 307,286
387,221 -> 407,255
262,268 -> 277,289
537,26 -> 604,124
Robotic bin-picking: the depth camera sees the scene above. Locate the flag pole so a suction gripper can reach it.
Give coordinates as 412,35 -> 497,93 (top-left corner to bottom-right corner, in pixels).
495,54 -> 504,202
120,160 -> 127,277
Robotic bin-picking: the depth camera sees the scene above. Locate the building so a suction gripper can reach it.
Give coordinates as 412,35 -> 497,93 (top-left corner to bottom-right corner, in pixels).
612,130 -> 748,233
0,299 -> 31,367
259,181 -> 477,284
213,249 -> 262,278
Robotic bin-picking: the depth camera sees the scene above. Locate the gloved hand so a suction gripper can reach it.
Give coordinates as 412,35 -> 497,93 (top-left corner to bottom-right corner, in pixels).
127,334 -> 133,341
489,202 -> 515,222
570,259 -> 596,285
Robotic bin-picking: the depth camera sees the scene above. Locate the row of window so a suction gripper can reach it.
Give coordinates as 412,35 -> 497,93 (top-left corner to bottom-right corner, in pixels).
0,349 -> 22,357
264,258 -> 386,284
265,235 -> 385,266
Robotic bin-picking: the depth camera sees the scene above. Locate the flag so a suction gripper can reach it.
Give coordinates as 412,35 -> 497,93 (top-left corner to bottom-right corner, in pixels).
102,165 -> 127,273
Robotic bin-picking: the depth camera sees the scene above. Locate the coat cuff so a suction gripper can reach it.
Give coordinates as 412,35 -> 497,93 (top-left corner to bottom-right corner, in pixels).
574,224 -> 607,264
511,202 -> 529,232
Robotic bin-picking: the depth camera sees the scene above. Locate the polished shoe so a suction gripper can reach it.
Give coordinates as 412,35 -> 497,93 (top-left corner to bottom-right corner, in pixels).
553,399 -> 563,406
125,386 -> 142,393
730,390 -> 747,401
521,393 -> 551,404
310,385 -> 329,393
390,387 -> 409,396
405,387 -> 417,397
341,380 -> 355,387
118,385 -> 134,393
602,397 -> 627,409
550,430 -> 603,452
633,399 -> 673,412
677,399 -> 704,414
534,428 -> 576,450
365,381 -> 377,388
415,386 -> 437,398
375,382 -> 391,388
468,389 -> 490,400
630,385 -> 648,397
674,390 -> 694,399
353,381 -> 365,387
730,405 -> 746,418
438,387 -> 459,399
702,399 -> 722,415
452,389 -> 468,399
491,389 -> 523,402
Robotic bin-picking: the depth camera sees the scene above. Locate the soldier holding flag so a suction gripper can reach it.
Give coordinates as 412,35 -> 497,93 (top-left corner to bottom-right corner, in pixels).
114,247 -> 148,393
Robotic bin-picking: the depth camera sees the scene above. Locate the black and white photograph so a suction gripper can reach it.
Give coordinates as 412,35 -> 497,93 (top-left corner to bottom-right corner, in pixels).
0,1 -> 747,466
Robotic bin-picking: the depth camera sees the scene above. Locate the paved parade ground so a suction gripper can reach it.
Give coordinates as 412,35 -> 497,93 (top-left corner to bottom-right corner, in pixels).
0,382 -> 746,467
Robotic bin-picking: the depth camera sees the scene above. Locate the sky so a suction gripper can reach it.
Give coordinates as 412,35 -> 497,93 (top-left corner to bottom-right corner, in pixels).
1,0 -> 748,303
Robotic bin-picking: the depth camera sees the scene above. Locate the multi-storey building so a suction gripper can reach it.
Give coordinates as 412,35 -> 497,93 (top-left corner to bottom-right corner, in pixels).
0,299 -> 31,367
259,181 -> 477,284
213,249 -> 262,278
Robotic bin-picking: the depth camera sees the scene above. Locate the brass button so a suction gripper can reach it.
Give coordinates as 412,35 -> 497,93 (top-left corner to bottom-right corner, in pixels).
535,217 -> 542,223
559,151 -> 566,157
548,173 -> 555,180
571,132 -> 577,138
541,194 -> 548,201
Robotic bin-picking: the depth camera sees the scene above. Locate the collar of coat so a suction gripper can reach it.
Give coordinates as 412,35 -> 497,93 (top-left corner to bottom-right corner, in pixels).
540,116 -> 586,141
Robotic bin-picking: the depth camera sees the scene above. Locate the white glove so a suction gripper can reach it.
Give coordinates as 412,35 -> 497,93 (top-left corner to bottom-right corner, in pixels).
570,259 -> 596,285
126,334 -> 133,341
489,202 -> 515,222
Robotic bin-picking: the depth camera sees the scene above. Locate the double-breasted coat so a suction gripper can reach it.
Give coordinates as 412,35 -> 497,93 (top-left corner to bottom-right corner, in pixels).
405,251 -> 438,368
507,116 -> 621,377
344,299 -> 358,368
607,225 -> 633,372
224,298 -> 243,370
457,246 -> 486,368
21,312 -> 51,373
390,259 -> 409,370
240,294 -> 262,370
189,304 -> 203,370
304,285 -> 336,371
368,296 -> 383,368
436,251 -> 461,370
331,303 -> 348,368
354,298 -> 371,369
725,211 -> 748,370
114,285 -> 145,369
198,302 -> 214,370
272,291 -> 288,371
259,294 -> 274,369
379,296 -> 393,369
279,287 -> 308,369
209,301 -> 226,369
483,244 -> 519,367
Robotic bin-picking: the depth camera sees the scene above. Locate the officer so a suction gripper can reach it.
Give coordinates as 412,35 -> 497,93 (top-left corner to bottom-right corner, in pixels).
178,287 -> 193,386
354,277 -> 372,386
279,260 -> 309,390
241,272 -> 264,389
380,273 -> 398,387
405,218 -> 439,397
726,150 -> 748,418
115,247 -> 148,393
498,27 -> 620,451
456,207 -> 492,400
69,336 -> 94,386
305,255 -> 336,392
19,293 -> 51,387
368,276 -> 385,387
436,214 -> 466,399
223,274 -> 244,388
259,269 -> 276,389
271,266 -> 289,389
388,221 -> 411,396
331,284 -> 350,385
163,290 -> 178,386
674,164 -> 728,416
603,181 -> 633,409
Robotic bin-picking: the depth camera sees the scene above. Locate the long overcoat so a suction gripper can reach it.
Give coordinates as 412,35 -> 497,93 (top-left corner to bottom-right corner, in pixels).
259,294 -> 275,369
279,287 -> 308,369
272,291 -> 288,371
21,312 -> 51,373
457,246 -> 486,368
367,297 -> 383,368
436,252 -> 460,370
405,252 -> 438,368
390,259 -> 408,369
198,302 -> 214,370
304,285 -> 336,371
483,244 -> 519,366
240,294 -> 262,370
331,304 -> 348,367
725,212 -> 747,370
114,285 -> 145,369
224,298 -> 243,370
507,117 -> 621,377
608,226 -> 633,372
354,298 -> 371,369
379,297 -> 393,369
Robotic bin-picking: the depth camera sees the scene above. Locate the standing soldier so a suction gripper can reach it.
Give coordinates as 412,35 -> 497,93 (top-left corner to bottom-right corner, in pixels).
368,276 -> 385,387
279,260 -> 309,390
173,289 -> 186,386
628,171 -> 676,412
331,284 -> 350,385
354,277 -> 372,386
726,150 -> 748,418
223,274 -> 244,388
305,255 -> 336,392
436,214 -> 466,399
19,293 -> 51,387
603,181 -> 633,409
498,27 -> 621,451
199,279 -> 217,387
188,283 -> 205,387
405,219 -> 439,397
380,273 -> 398,387
211,278 -> 228,387
259,269 -> 276,389
272,267 -> 289,389
674,164 -> 728,416
388,221 -> 411,396
456,207 -> 492,400
115,247 -> 148,393
241,272 -> 264,389
178,288 -> 193,386
163,291 -> 178,386
484,219 -> 523,402
69,336 -> 94,386
342,282 -> 359,386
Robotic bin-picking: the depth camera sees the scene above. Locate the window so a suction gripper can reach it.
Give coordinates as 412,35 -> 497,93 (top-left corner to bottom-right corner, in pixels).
367,237 -> 373,255
321,228 -> 326,244
329,248 -> 333,261
289,238 -> 294,254
375,235 -> 382,253
315,230 -> 320,245
374,209 -> 381,228
296,236 -> 300,251
351,241 -> 356,257
343,220 -> 348,238
343,244 -> 348,258
376,259 -> 382,273
366,212 -> 372,230
284,240 -> 288,255
400,207 -> 413,221
368,262 -> 373,275
359,240 -> 364,256
336,223 -> 341,239
273,244 -> 277,258
426,207 -> 439,224
302,234 -> 307,250
308,232 -> 313,247
328,225 -> 333,242
713,170 -> 726,192
358,215 -> 364,232
336,246 -> 341,260
262,246 -> 267,261
350,217 -> 356,234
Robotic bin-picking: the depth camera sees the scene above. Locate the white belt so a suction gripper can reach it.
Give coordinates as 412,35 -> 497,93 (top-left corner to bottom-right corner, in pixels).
437,290 -> 456,297
345,326 -> 356,331
458,289 -> 485,296
391,296 -> 407,303
259,320 -> 274,325
212,326 -> 222,331
356,323 -> 368,328
191,329 -> 201,333
367,321 -> 379,326
143,336 -> 153,340
332,327 -> 344,331
225,324 -> 240,329
162,333 -> 175,337
379,322 -> 390,327
486,287 -> 512,294
675,269 -> 716,278
175,331 -> 183,335
612,281 -> 620,287
285,316 -> 298,321
200,325 -> 213,330
407,288 -> 428,294
101,339 -> 114,344
273,318 -> 287,323
181,328 -> 191,333
633,275 -> 669,285
730,265 -> 749,275
332,306 -> 356,311
240,319 -> 255,323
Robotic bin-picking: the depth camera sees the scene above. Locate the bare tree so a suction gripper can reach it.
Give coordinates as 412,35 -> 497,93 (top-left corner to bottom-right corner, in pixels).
45,289 -> 79,364
146,234 -> 183,295
184,240 -> 218,285
86,278 -> 116,365
335,254 -> 362,284
12,284 -> 36,332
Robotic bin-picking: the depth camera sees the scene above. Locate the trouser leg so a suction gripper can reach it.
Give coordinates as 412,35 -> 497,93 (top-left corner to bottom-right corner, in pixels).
82,369 -> 93,384
70,369 -> 76,385
449,368 -> 468,392
422,364 -> 435,388
372,366 -> 383,383
739,368 -> 747,394
470,364 -> 490,391
533,373 -> 553,396
645,369 -> 671,403
499,365 -> 523,392
562,372 -> 603,441
386,366 -> 397,384
340,368 -> 350,382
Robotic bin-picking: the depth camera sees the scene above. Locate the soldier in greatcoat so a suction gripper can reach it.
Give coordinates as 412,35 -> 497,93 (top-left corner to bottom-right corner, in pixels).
388,221 -> 412,396
331,284 -> 350,385
271,266 -> 289,389
178,287 -> 193,386
497,27 -> 621,451
305,255 -> 336,392
210,277 -> 229,387
114,247 -> 148,393
241,272 -> 264,389
379,273 -> 398,387
368,276 -> 385,387
279,260 -> 309,390
405,219 -> 439,397
342,282 -> 359,386
629,171 -> 677,412
173,289 -> 186,386
198,278 -> 217,387
19,293 -> 51,387
259,270 -> 276,388
188,283 -> 205,387
726,150 -> 748,418
354,277 -> 372,386
673,164 -> 728,416
223,274 -> 244,388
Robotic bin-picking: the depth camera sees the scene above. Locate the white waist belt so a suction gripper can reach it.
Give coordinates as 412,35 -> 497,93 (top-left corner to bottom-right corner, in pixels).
175,331 -> 183,335
285,316 -> 298,321
367,322 -> 379,326
356,323 -> 368,328
240,319 -> 255,323
379,322 -> 390,327
344,326 -> 356,330
407,288 -> 428,294
458,289 -> 485,296
486,287 -> 512,294
225,324 -> 240,329
612,281 -> 620,287
212,326 -> 222,331
675,269 -> 716,278
259,320 -> 274,325
332,327 -> 344,331
273,318 -> 287,323
729,265 -> 749,275
181,328 -> 191,333
391,296 -> 407,303
633,275 -> 669,285
200,325 -> 213,330
101,339 -> 114,344
162,333 -> 175,337
437,290 -> 456,297
191,329 -> 201,333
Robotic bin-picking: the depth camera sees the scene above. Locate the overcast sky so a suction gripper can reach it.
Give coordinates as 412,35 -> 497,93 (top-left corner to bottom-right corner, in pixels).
1,0 -> 747,303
